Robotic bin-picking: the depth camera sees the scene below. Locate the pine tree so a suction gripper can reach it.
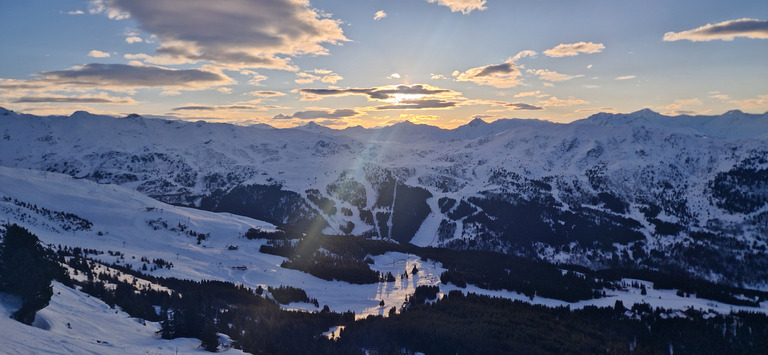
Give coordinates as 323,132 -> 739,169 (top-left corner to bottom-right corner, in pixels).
0,224 -> 61,324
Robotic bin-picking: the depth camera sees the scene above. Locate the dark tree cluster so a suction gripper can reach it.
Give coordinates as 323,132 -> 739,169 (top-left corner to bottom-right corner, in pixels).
268,285 -> 318,306
0,225 -> 69,324
199,184 -> 327,235
407,285 -> 439,305
243,227 -> 289,240
332,291 -> 768,355
710,153 -> 768,214
281,252 -> 381,285
305,188 -> 337,216
258,239 -> 296,258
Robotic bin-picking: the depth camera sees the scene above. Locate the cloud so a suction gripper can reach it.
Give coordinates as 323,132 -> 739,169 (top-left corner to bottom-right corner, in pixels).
710,93 -> 730,100
375,99 -> 457,110
463,98 -> 543,111
374,10 -> 387,21
249,91 -> 286,97
505,102 -> 543,111
426,0 -> 486,14
67,10 -> 85,15
430,74 -> 446,80
171,106 -> 216,111
88,50 -> 111,58
729,94 -> 768,109
544,42 -> 605,57
658,99 -> 709,115
388,73 -> 401,79
91,0 -> 348,70
533,69 -> 583,82
298,84 -> 454,101
295,69 -> 343,84
240,70 -> 268,85
12,93 -> 136,104
273,108 -> 359,120
296,84 -> 464,111
514,90 -> 545,98
538,96 -> 588,106
0,79 -> 48,90
124,53 -> 189,65
663,18 -> 768,42
125,36 -> 143,44
35,63 -> 233,91
674,98 -> 702,106
615,75 -> 636,80
455,59 -> 522,88
575,107 -> 616,113
160,90 -> 181,96
172,102 -> 271,112
512,50 -> 537,61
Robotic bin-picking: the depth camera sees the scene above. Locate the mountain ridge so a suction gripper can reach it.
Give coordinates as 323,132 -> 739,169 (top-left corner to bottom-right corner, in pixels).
1,107 -> 767,288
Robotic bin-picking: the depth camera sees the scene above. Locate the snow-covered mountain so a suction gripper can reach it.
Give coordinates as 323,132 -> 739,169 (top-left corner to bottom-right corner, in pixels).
2,165 -> 766,353
1,107 -> 767,287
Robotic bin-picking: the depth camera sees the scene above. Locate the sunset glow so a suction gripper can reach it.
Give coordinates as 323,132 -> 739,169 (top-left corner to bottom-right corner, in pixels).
1,0 -> 766,128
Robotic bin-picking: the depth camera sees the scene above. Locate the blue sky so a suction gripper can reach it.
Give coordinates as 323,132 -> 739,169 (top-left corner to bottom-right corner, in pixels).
1,0 -> 766,128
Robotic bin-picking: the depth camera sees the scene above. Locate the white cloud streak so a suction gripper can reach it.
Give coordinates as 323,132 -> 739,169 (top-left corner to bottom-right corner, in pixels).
88,50 -> 111,58
426,0 -> 486,14
663,18 -> 768,42
544,42 -> 605,57
533,69 -> 582,82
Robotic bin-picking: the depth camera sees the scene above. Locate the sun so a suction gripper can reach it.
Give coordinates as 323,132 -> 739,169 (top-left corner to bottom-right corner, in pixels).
390,93 -> 426,104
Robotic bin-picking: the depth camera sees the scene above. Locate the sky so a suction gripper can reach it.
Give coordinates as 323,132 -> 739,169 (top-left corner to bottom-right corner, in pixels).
0,0 -> 766,128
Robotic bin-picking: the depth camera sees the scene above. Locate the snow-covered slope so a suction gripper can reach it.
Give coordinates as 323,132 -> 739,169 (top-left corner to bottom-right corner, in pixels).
0,282 -> 243,354
575,109 -> 768,140
1,107 -> 767,287
1,166 -> 765,353
1,164 -> 764,310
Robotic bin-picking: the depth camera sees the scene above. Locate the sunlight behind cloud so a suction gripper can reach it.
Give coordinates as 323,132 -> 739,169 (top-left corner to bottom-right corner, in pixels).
90,0 -> 348,70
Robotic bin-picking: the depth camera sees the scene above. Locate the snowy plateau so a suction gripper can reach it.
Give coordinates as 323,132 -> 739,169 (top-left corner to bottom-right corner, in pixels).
1,107 -> 768,353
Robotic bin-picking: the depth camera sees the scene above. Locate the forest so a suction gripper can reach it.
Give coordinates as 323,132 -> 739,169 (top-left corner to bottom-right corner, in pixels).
3,224 -> 768,354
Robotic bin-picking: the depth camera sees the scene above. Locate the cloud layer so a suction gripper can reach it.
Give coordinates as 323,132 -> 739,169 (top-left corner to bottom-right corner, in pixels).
544,42 -> 605,57
37,63 -> 232,90
92,0 -> 348,69
274,108 -> 359,120
455,59 -> 522,88
426,0 -> 486,14
298,84 -> 453,101
663,18 -> 768,42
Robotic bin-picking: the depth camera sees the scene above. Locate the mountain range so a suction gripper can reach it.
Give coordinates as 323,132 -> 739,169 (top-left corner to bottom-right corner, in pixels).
1,107 -> 767,289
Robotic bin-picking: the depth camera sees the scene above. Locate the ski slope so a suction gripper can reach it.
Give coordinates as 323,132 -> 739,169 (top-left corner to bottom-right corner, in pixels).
1,165 -> 767,353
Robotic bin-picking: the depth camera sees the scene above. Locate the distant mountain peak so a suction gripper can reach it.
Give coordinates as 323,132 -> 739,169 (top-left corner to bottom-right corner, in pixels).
467,117 -> 487,127
69,110 -> 93,118
631,108 -> 659,115
297,121 -> 332,131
